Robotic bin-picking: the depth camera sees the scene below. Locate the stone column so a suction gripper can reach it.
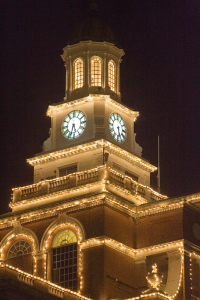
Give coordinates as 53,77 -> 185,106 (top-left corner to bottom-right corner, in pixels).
86,51 -> 89,87
104,52 -> 108,90
65,59 -> 68,97
34,250 -> 47,279
165,250 -> 182,297
190,255 -> 200,299
183,251 -> 192,300
117,59 -> 121,97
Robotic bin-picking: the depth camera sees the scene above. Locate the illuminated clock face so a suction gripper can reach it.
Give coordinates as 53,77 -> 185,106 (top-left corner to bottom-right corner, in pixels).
62,110 -> 86,139
109,113 -> 126,142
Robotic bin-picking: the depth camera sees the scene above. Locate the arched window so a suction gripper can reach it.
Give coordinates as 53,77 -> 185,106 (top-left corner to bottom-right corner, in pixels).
6,240 -> 33,274
91,56 -> 102,86
108,60 -> 116,91
74,58 -> 83,89
7,240 -> 31,258
52,229 -> 78,291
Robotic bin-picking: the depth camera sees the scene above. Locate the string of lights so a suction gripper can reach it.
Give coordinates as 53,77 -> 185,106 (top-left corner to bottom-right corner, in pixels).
0,262 -> 91,300
26,140 -> 156,172
46,94 -> 139,118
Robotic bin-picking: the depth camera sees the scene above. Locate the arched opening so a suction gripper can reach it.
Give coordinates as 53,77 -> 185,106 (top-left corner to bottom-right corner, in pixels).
91,56 -> 102,86
6,240 -> 33,273
73,58 -> 83,89
52,229 -> 78,291
108,60 -> 116,91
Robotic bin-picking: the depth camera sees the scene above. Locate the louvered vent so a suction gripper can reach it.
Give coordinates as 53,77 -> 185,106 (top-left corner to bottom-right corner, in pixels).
59,164 -> 77,177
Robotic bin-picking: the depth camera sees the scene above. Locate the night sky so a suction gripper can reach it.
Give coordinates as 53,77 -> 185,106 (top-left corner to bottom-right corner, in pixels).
1,0 -> 200,215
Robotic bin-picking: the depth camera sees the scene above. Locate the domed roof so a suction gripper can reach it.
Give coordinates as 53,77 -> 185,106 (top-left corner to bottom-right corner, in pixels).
68,1 -> 120,47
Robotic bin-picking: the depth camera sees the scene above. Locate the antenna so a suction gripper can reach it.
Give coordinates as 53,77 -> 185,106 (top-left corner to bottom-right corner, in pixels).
157,135 -> 161,193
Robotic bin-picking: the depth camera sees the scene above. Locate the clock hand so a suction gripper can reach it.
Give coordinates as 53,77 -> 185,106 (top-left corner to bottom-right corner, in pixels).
71,123 -> 76,132
117,126 -> 120,135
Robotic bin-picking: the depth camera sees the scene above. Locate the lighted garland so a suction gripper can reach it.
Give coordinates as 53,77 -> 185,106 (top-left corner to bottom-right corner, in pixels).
42,221 -> 84,292
10,165 -> 166,211
26,139 -> 156,172
189,252 -> 200,297
0,232 -> 38,274
1,194 -> 186,232
46,94 -> 138,119
0,262 -> 91,300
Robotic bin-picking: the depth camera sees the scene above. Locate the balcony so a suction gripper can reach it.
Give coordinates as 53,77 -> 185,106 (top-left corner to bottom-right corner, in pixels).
12,166 -> 167,205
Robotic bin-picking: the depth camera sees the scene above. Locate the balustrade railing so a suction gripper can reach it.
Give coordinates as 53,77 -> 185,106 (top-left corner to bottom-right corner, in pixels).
150,192 -> 162,201
49,286 -> 64,298
49,176 -> 70,193
109,169 -> 124,186
131,181 -> 137,194
18,273 -> 34,285
137,185 -> 146,196
12,166 -> 165,203
77,169 -> 99,185
21,184 -> 42,200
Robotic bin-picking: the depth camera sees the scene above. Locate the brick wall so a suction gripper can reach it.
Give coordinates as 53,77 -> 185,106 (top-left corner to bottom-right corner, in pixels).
136,209 -> 183,248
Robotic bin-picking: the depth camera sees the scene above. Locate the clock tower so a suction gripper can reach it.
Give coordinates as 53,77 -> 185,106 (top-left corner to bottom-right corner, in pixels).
0,3 -> 200,300
33,3 -> 147,190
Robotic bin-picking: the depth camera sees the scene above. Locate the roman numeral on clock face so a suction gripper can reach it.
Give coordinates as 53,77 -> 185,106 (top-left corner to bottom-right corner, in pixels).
62,110 -> 86,139
109,113 -> 126,142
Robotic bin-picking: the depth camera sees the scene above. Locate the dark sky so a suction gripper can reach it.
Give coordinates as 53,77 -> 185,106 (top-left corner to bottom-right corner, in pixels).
1,0 -> 200,215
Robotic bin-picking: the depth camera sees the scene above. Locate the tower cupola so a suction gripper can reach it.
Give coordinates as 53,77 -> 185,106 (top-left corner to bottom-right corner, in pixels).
62,2 -> 124,103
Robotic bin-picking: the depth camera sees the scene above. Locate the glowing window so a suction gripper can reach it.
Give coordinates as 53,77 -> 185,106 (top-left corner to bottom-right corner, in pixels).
52,230 -> 78,291
74,58 -> 83,89
108,60 -> 116,91
91,56 -> 102,86
7,240 -> 31,258
52,229 -> 77,247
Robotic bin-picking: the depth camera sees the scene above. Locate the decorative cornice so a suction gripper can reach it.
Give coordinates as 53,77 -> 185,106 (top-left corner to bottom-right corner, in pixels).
185,193 -> 200,203
103,141 -> 156,171
105,97 -> 139,118
27,140 -> 156,172
46,95 -> 94,117
46,95 -> 138,118
0,193 -> 188,232
81,237 -> 184,258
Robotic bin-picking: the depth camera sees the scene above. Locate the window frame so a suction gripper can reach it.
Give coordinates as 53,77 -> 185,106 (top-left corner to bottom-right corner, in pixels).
73,57 -> 84,90
51,229 -> 78,291
7,240 -> 32,259
108,60 -> 116,92
90,56 -> 102,87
